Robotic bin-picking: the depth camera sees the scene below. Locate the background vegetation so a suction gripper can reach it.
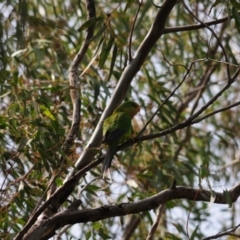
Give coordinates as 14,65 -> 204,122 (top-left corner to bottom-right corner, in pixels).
1,0 -> 240,239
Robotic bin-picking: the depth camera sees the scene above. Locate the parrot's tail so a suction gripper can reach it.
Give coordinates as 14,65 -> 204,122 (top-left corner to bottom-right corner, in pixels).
102,147 -> 115,179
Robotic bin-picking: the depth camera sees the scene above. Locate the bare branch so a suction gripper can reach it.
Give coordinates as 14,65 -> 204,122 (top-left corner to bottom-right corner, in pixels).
218,158 -> 240,172
138,58 -> 205,138
14,156 -> 103,240
128,0 -> 143,61
192,100 -> 240,124
147,204 -> 165,240
131,68 -> 240,144
62,0 -> 96,153
202,223 -> 240,240
73,0 -> 179,176
122,215 -> 141,240
23,183 -> 240,239
164,11 -> 240,34
19,0 -> 96,236
55,224 -> 72,240
178,19 -> 227,117
182,1 -> 231,80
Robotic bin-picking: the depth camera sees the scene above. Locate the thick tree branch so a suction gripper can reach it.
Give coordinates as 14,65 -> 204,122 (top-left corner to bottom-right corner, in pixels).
23,183 -> 240,239
37,2 -> 179,232
14,2 -> 97,239
62,0 -> 96,153
73,0 -> 178,172
15,156 -> 102,240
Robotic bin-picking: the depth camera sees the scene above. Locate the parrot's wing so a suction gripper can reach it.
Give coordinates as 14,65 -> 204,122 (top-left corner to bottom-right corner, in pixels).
102,101 -> 139,177
103,112 -> 132,145
103,129 -> 127,144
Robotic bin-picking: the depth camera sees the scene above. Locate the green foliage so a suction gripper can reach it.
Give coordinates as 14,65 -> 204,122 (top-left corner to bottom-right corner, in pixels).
1,0 -> 240,239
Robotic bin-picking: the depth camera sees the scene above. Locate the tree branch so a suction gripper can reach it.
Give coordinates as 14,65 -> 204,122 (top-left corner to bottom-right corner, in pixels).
177,19 -> 227,117
163,12 -> 240,34
62,0 -> 96,154
191,100 -> 240,124
14,156 -> 103,240
23,183 -> 240,239
122,215 -> 141,240
202,223 -> 240,240
16,1 -> 97,239
128,0 -> 142,61
147,204 -> 165,240
131,68 -> 240,144
74,0 -> 179,172
182,1 -> 231,80
138,57 -> 204,138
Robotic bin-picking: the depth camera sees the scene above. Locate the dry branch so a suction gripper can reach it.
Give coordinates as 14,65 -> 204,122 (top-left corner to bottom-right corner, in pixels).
23,183 -> 240,239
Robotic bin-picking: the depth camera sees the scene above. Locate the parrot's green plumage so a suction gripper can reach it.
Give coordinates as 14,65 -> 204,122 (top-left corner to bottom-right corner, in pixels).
102,101 -> 140,177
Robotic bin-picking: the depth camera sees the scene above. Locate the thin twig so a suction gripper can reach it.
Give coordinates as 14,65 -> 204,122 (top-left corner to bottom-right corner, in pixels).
55,224 -> 72,240
202,223 -> 240,240
137,58 -> 206,138
120,69 -> 240,147
186,190 -> 202,240
217,158 -> 240,172
182,1 -> 231,80
163,11 -> 240,34
178,19 -> 227,118
14,156 -> 103,240
0,152 -> 19,192
129,0 -> 143,61
207,58 -> 240,68
189,65 -> 216,117
182,68 -> 239,123
151,0 -> 162,9
107,0 -> 122,15
192,100 -> 240,125
30,170 -> 59,218
122,215 -> 141,240
78,177 -> 103,197
146,204 -> 165,240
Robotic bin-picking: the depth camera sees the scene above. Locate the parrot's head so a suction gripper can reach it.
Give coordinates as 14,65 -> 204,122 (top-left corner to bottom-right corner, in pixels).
115,101 -> 140,118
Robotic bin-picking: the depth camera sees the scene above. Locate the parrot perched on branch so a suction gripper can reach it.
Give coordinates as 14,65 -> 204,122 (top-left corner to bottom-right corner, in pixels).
102,101 -> 140,177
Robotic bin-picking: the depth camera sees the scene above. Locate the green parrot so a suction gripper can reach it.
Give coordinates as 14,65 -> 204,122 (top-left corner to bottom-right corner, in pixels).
102,101 -> 140,176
